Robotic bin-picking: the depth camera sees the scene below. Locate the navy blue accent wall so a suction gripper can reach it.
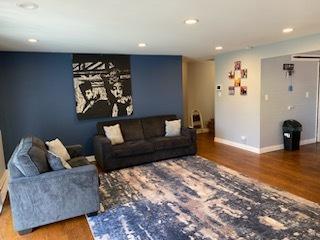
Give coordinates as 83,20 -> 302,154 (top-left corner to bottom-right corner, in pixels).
0,52 -> 182,161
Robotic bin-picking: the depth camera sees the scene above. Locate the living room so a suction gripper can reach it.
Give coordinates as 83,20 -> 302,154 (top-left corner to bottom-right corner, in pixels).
0,1 -> 320,239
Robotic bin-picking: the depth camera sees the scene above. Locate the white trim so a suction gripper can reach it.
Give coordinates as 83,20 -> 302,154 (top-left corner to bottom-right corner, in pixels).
260,144 -> 283,154
260,138 -> 316,154
214,137 -> 260,154
301,138 -> 317,145
215,137 -> 316,154
196,128 -> 209,134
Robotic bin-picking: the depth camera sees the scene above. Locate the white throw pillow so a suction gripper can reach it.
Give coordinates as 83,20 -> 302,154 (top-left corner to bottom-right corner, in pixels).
45,138 -> 71,161
103,124 -> 124,145
165,119 -> 181,137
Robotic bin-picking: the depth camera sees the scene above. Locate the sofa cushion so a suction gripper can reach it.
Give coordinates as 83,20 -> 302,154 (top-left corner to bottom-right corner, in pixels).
113,140 -> 154,157
47,151 -> 67,170
150,136 -> 191,151
68,157 -> 91,168
141,115 -> 177,139
13,137 -> 51,177
97,119 -> 144,141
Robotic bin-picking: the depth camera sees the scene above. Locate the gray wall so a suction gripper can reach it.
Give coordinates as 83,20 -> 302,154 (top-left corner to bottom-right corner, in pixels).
261,55 -> 318,147
215,33 -> 320,150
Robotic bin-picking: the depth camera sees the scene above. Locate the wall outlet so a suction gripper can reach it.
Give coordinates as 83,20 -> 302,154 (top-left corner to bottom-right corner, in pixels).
241,136 -> 247,144
264,94 -> 269,101
287,105 -> 294,110
305,91 -> 309,98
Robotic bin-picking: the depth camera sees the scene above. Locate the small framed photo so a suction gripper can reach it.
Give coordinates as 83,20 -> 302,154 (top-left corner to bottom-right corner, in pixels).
234,61 -> 241,70
228,86 -> 235,95
241,69 -> 248,78
240,86 -> 247,95
234,78 -> 241,87
228,71 -> 235,79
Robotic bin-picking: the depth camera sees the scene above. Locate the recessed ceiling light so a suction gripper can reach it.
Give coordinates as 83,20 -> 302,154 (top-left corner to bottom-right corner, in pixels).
283,28 -> 293,33
138,43 -> 146,47
184,19 -> 199,25
215,46 -> 223,50
28,38 -> 38,43
17,2 -> 39,10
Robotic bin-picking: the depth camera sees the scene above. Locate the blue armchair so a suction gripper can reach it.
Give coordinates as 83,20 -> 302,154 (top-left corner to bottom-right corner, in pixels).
8,137 -> 100,235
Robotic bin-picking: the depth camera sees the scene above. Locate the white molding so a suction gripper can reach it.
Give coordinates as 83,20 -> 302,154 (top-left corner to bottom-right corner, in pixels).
260,138 -> 316,154
214,137 -> 260,154
196,128 -> 209,134
301,138 -> 317,145
215,137 -> 316,154
260,144 -> 283,154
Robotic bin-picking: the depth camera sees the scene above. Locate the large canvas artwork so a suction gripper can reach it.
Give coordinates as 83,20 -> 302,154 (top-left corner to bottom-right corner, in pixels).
73,54 -> 133,119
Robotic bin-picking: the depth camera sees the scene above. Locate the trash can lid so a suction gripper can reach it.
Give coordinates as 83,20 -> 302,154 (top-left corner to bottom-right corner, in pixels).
282,120 -> 302,131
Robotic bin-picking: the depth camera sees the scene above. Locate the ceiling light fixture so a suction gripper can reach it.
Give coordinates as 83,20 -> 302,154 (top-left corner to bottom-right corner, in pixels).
138,43 -> 146,47
184,19 -> 199,25
215,46 -> 223,50
282,27 -> 293,33
28,38 -> 38,43
17,2 -> 39,10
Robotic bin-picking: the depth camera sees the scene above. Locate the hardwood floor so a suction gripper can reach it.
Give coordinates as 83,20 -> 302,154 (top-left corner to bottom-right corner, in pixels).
1,133 -> 319,239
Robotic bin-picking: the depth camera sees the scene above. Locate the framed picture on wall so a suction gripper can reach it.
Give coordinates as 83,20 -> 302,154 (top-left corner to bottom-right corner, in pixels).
228,86 -> 235,95
240,86 -> 247,95
72,54 -> 133,119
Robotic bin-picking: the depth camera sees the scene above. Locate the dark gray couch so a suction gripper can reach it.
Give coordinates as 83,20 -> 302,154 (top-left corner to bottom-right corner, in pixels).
94,115 -> 197,172
8,136 -> 100,235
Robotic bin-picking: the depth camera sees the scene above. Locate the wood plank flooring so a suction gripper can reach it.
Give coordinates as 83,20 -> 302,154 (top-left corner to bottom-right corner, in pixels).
0,133 -> 319,240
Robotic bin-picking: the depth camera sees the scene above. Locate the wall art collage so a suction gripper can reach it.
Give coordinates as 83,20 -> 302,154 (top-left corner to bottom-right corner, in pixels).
228,61 -> 247,96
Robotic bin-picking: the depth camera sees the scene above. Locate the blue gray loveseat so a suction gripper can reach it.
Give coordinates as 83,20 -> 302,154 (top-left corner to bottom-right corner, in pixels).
8,136 -> 100,235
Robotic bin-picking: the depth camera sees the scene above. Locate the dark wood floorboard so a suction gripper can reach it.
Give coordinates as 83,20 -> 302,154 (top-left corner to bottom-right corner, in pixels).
1,132 -> 319,239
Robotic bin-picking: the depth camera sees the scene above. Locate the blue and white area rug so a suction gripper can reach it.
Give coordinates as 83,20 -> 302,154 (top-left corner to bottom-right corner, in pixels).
87,156 -> 320,240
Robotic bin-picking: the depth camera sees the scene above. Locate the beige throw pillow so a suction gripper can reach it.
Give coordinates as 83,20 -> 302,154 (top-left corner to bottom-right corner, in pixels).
165,119 -> 181,137
103,124 -> 124,145
45,138 -> 71,161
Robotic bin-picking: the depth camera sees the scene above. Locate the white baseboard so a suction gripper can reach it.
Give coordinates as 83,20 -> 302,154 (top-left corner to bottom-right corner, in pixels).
260,138 -> 316,153
196,128 -> 209,134
214,137 -> 316,154
214,137 -> 260,154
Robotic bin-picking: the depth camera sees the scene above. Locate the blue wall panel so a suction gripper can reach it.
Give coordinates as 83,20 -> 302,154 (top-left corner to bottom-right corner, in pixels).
0,52 -> 182,161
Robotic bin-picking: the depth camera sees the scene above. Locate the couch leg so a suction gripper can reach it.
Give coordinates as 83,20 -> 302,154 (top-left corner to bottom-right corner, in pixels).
18,228 -> 33,235
87,211 -> 98,217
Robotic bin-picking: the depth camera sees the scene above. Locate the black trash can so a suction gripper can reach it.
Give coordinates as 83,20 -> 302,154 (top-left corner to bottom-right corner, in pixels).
282,120 -> 302,151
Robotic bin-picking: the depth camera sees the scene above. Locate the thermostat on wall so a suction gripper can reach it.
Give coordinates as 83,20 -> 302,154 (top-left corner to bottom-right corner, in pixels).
216,85 -> 222,96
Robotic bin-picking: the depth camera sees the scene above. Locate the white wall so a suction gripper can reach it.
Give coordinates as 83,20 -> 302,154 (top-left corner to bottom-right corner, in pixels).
261,54 -> 318,148
186,61 -> 215,127
215,33 -> 320,150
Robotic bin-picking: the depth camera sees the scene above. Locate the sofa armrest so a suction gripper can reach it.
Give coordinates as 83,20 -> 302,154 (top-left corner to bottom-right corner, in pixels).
182,127 -> 196,142
182,127 -> 197,154
9,165 -> 99,231
66,144 -> 84,158
93,135 -> 113,170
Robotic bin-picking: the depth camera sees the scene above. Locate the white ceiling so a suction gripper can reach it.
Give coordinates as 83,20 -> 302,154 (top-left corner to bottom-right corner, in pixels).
0,0 -> 320,59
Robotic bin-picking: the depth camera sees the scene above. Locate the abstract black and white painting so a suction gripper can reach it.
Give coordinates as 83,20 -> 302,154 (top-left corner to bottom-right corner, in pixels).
73,54 -> 133,119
